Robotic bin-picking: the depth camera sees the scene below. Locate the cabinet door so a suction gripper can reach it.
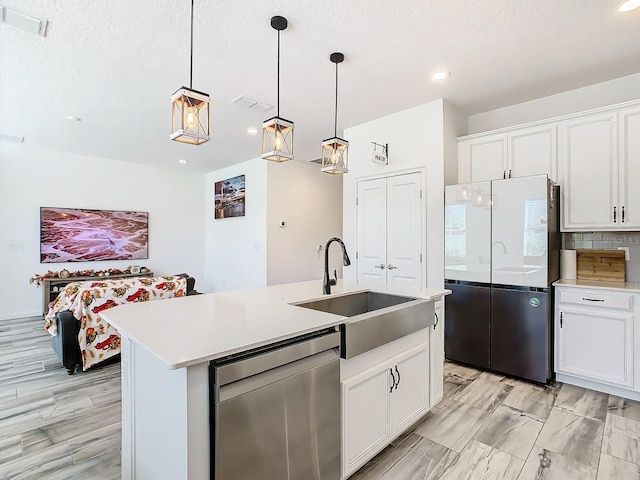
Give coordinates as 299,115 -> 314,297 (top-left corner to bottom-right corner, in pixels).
556,307 -> 634,388
391,345 -> 429,433
342,363 -> 392,477
618,106 -> 640,229
429,300 -> 444,408
508,124 -> 557,181
460,135 -> 508,183
356,178 -> 387,289
386,172 -> 423,288
561,112 -> 618,230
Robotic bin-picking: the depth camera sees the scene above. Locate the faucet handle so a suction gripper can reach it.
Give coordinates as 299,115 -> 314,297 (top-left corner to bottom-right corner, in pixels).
330,269 -> 337,286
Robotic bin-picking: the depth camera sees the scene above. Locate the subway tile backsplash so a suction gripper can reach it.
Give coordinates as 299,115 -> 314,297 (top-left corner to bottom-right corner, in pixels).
563,232 -> 640,282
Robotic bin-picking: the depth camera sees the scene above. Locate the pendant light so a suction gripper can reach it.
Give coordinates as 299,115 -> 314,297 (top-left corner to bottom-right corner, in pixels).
170,0 -> 210,145
262,16 -> 294,162
321,52 -> 348,174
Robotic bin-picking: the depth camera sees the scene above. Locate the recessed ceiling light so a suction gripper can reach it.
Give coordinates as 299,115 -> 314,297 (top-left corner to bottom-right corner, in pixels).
432,70 -> 450,81
66,116 -> 82,121
178,159 -> 188,165
247,127 -> 259,135
618,0 -> 640,12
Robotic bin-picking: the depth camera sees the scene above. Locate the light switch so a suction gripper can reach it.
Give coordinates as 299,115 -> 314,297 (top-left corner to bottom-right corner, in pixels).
8,243 -> 24,252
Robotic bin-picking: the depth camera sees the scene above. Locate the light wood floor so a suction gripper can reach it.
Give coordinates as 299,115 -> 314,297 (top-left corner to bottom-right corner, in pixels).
0,315 -> 121,479
3,315 -> 640,479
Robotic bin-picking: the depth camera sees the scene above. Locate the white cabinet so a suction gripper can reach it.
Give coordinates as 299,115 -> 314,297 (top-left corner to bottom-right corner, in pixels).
561,105 -> 640,231
555,287 -> 636,391
429,299 -> 444,407
356,172 -> 423,289
342,342 -> 429,478
458,124 -> 557,183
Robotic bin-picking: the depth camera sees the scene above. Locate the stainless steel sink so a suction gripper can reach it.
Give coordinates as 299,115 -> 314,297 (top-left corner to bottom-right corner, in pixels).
294,291 -> 434,359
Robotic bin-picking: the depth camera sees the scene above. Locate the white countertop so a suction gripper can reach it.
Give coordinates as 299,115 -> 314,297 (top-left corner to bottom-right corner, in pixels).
554,279 -> 640,293
100,279 -> 450,370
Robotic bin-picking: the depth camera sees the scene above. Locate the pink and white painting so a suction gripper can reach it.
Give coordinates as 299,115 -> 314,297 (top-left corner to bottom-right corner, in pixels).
40,207 -> 149,263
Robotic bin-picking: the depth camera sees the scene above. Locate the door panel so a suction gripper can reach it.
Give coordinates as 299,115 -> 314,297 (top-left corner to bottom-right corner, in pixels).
491,175 -> 549,288
491,287 -> 550,384
445,182 -> 491,283
386,173 -> 422,288
509,125 -> 557,181
391,346 -> 428,432
444,282 -> 490,369
562,113 -> 618,230
356,178 -> 387,288
469,136 -> 507,182
619,107 -> 640,229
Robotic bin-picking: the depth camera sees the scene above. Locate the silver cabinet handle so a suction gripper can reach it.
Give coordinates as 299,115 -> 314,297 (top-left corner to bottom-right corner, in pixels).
374,264 -> 385,269
582,298 -> 605,302
387,264 -> 398,270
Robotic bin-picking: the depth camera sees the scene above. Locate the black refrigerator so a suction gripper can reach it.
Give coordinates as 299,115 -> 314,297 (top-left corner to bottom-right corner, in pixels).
444,175 -> 560,384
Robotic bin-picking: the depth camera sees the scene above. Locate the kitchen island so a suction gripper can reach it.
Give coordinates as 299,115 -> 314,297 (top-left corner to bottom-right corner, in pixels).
101,279 -> 450,480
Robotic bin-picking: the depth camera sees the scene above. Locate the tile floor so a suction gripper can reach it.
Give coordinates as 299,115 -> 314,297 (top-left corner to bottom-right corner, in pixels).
2,315 -> 640,479
352,363 -> 640,480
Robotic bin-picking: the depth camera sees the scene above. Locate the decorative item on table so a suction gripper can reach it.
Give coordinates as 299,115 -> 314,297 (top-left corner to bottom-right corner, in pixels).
59,269 -> 70,279
130,266 -> 141,274
214,175 -> 246,219
140,267 -> 148,273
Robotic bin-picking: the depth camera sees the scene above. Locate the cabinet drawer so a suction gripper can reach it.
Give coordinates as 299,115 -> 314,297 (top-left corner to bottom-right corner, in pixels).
558,289 -> 633,311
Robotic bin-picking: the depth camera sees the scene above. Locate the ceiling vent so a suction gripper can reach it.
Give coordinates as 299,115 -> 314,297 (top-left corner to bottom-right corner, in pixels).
231,95 -> 273,113
1,5 -> 48,36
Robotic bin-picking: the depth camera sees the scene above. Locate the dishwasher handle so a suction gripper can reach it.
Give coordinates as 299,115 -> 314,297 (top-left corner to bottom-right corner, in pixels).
213,330 -> 340,387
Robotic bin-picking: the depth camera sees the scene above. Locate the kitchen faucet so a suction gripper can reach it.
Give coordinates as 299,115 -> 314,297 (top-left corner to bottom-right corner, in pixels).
323,237 -> 351,294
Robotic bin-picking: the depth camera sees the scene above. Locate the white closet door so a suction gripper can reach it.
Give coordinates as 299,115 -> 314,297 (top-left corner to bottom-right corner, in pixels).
356,178 -> 387,289
386,172 -> 423,288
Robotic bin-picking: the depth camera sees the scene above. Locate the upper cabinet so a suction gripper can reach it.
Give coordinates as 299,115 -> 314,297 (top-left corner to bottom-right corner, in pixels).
458,124 -> 557,183
458,99 -> 640,232
561,105 -> 640,231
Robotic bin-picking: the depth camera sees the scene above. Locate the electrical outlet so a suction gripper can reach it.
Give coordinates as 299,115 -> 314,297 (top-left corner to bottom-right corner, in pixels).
618,246 -> 630,260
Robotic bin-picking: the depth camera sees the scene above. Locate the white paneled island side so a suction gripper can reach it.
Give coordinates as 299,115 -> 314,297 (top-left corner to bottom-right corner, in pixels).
101,280 -> 450,480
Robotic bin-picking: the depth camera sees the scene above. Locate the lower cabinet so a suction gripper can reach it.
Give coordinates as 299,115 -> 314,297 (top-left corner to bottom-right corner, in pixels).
342,343 -> 428,478
555,286 -> 636,393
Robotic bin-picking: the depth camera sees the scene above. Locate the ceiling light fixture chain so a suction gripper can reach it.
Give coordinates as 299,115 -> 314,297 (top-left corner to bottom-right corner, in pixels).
189,0 -> 194,89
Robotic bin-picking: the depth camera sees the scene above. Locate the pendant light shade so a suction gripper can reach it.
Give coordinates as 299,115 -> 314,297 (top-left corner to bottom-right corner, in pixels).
262,16 -> 294,162
321,52 -> 348,174
171,0 -> 210,145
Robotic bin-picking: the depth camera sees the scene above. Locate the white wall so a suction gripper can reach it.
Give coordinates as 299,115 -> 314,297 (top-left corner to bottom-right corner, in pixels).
266,160 -> 343,286
0,142 -> 205,320
468,72 -> 640,134
343,99 -> 447,289
443,99 -> 467,185
204,158 -> 267,292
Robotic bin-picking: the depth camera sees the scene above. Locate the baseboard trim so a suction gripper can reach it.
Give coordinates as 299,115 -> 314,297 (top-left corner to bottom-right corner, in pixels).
0,310 -> 42,321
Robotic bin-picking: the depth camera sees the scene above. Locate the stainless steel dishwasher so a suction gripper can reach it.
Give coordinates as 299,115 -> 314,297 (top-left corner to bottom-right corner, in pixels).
210,327 -> 341,480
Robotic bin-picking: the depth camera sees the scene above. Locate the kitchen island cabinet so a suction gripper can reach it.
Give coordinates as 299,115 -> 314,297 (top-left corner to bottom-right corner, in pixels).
102,280 -> 449,480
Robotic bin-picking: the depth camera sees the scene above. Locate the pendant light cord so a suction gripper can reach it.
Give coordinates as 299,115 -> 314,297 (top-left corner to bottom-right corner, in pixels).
189,0 -> 194,89
334,61 -> 339,138
277,29 -> 281,116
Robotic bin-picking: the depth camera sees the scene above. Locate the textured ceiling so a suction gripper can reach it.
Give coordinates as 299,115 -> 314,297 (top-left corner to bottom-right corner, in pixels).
1,0 -> 640,172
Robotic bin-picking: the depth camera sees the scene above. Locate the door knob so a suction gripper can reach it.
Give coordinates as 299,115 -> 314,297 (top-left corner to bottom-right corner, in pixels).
387,264 -> 398,270
374,264 -> 385,269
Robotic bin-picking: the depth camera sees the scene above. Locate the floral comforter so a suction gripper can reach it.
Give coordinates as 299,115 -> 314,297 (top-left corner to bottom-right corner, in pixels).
45,275 -> 187,370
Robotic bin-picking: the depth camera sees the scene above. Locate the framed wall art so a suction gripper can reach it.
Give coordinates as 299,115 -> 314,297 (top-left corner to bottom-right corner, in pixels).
214,174 -> 245,219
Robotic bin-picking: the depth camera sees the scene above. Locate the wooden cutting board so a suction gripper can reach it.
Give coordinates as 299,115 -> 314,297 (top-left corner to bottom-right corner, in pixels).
576,249 -> 626,282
